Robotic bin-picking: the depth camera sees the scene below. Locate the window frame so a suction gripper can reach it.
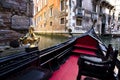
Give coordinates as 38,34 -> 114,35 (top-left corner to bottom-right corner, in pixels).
60,18 -> 65,24
76,18 -> 82,26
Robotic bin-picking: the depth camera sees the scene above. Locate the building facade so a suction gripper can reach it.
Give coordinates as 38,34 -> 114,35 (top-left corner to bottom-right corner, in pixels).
114,0 -> 120,31
33,0 -> 67,32
67,0 -> 116,34
33,0 -> 119,34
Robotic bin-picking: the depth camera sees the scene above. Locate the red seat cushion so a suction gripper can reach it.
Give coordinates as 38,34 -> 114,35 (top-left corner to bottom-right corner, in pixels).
72,49 -> 96,56
75,36 -> 98,48
74,44 -> 97,50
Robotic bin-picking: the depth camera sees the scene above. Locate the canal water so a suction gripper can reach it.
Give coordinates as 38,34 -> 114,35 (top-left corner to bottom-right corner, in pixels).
37,34 -> 70,50
100,36 -> 120,60
100,36 -> 120,50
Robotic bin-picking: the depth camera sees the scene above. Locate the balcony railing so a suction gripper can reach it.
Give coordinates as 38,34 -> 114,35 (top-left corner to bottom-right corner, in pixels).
76,7 -> 85,18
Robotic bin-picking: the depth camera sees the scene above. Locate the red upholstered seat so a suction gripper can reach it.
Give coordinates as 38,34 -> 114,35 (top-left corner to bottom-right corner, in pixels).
74,44 -> 97,50
72,35 -> 98,56
75,36 -> 98,47
72,49 -> 96,56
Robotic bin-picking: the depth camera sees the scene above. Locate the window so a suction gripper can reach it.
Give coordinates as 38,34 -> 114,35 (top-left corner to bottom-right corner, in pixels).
50,22 -> 52,26
113,13 -> 115,20
37,0 -> 39,3
69,0 -> 71,9
37,17 -> 39,24
76,18 -> 82,26
43,0 -> 45,7
38,5 -> 41,11
34,19 -> 36,26
93,3 -> 96,12
61,0 -> 65,11
44,12 -> 46,20
108,15 -> 111,25
50,7 -> 53,17
40,15 -> 42,21
44,23 -> 46,27
100,6 -> 102,13
60,18 -> 65,24
77,0 -> 82,7
45,0 -> 48,5
41,0 -> 43,8
36,7 -> 38,13
118,14 -> 120,21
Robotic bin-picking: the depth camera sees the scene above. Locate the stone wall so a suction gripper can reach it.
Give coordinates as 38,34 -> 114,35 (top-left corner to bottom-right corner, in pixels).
0,0 -> 33,30
0,0 -> 33,43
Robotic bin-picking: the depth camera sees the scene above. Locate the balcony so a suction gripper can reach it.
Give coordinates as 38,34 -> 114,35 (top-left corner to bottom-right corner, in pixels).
76,7 -> 85,18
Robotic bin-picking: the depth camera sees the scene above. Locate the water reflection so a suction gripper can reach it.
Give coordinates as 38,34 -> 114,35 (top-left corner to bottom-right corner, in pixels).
37,34 -> 69,50
100,36 -> 120,50
100,36 -> 120,60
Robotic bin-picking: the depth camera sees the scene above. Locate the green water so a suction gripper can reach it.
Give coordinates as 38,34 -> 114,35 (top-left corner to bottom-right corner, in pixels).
100,36 -> 120,50
100,36 -> 120,60
37,33 -> 70,50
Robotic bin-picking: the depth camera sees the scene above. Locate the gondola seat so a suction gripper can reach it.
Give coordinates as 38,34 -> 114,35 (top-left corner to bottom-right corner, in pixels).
72,35 -> 98,56
74,44 -> 98,50
77,50 -> 118,80
72,49 -> 96,56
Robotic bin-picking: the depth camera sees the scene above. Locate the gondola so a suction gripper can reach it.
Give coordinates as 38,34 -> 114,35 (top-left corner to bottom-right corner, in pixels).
0,27 -> 119,80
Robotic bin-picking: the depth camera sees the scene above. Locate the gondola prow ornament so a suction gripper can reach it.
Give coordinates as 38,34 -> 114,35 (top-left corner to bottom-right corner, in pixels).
19,26 -> 40,48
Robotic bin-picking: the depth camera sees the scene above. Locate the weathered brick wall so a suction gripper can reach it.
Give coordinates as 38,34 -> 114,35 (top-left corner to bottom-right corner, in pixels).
0,12 -> 11,29
0,0 -> 33,42
0,0 -> 33,30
